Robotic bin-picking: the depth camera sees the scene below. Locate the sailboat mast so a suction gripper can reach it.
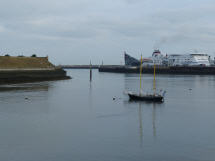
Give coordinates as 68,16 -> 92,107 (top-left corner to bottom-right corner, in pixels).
153,63 -> 156,95
140,55 -> 143,94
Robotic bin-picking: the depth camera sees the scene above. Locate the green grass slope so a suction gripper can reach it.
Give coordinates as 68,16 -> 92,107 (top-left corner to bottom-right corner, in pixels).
0,56 -> 55,69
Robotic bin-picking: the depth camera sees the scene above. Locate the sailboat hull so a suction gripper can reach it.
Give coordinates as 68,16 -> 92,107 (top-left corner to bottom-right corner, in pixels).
128,93 -> 164,102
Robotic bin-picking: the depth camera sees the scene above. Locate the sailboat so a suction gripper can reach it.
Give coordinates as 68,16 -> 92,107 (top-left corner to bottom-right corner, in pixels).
127,55 -> 165,102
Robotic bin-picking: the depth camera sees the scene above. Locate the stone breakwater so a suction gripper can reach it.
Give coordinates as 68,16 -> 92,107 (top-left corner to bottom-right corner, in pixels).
0,68 -> 70,84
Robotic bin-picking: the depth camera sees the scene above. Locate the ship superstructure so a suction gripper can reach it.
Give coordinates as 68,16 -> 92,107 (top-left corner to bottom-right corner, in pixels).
141,50 -> 163,66
152,50 -> 163,65
167,53 -> 210,66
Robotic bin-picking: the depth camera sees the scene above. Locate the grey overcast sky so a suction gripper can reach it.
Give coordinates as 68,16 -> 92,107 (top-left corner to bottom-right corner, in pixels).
0,0 -> 215,65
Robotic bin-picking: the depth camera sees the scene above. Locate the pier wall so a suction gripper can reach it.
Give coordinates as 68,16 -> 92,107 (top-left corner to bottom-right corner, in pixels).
0,68 -> 70,84
99,66 -> 215,75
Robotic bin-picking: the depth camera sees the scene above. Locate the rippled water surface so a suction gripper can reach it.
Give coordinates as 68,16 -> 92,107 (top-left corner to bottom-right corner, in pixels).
0,69 -> 215,161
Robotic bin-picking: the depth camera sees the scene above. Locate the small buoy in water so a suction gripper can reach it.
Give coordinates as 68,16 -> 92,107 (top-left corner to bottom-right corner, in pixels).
113,97 -> 116,100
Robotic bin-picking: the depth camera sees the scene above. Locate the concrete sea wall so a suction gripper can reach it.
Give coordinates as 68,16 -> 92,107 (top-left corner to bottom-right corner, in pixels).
0,68 -> 70,84
99,65 -> 215,75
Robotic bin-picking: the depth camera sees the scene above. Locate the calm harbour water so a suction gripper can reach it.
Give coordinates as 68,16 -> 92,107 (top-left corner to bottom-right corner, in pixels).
0,69 -> 215,161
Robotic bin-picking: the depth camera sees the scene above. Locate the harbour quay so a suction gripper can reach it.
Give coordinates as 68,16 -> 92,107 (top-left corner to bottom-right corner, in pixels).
99,65 -> 215,75
99,50 -> 215,75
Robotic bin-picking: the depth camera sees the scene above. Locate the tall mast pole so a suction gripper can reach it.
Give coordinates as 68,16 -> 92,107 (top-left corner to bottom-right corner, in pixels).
140,55 -> 143,95
153,63 -> 156,95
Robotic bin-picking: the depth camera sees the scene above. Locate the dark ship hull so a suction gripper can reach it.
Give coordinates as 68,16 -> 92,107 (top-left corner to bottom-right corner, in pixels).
128,93 -> 163,102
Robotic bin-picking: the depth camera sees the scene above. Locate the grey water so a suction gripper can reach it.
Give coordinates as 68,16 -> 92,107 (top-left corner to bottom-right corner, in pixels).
0,69 -> 215,161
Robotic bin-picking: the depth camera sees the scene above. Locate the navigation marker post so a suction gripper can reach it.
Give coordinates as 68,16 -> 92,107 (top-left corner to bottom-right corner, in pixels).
90,61 -> 92,82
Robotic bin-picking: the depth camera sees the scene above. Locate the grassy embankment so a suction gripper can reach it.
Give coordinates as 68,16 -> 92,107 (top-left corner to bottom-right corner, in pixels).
0,56 -> 55,69
0,56 -> 70,84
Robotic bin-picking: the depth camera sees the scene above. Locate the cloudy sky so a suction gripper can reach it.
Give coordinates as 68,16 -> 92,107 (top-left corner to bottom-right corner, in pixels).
0,0 -> 215,65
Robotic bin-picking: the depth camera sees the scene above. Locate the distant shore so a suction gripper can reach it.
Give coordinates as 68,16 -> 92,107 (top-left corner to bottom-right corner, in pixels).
60,65 -> 100,69
60,65 -> 124,69
60,64 -> 215,75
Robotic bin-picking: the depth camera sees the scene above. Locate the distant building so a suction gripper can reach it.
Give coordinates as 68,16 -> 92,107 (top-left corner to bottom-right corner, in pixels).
209,56 -> 215,66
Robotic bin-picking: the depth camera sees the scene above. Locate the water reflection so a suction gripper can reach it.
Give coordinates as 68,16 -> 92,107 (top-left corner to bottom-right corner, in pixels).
88,82 -> 93,110
0,82 -> 51,104
0,83 -> 50,92
152,103 -> 156,138
124,100 -> 164,146
138,103 -> 143,147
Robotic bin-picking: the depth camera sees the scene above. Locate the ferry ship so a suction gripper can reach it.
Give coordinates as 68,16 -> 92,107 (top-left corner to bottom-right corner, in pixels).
124,50 -> 214,67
